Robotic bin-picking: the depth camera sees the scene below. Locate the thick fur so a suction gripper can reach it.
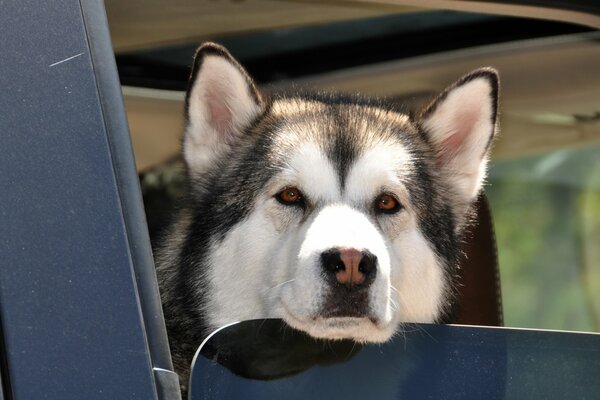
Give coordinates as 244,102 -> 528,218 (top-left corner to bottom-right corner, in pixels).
155,42 -> 499,391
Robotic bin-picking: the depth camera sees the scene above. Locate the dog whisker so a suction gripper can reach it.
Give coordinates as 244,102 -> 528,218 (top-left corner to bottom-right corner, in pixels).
390,284 -> 406,311
268,279 -> 295,291
345,341 -> 358,361
401,322 -> 437,342
389,297 -> 399,312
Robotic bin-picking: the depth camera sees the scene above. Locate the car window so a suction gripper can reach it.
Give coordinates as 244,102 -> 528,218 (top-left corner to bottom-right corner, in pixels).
108,4 -> 600,333
489,144 -> 600,331
188,319 -> 600,400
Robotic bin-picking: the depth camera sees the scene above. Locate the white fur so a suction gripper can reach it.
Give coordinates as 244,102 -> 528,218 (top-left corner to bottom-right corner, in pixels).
344,143 -> 414,231
204,143 -> 340,329
390,229 -> 447,323
184,55 -> 262,173
204,204 -> 277,328
345,144 -> 446,324
269,142 -> 340,204
203,139 -> 444,343
280,204 -> 394,342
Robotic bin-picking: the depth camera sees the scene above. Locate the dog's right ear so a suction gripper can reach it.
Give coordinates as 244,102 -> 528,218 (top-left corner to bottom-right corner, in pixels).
184,42 -> 264,173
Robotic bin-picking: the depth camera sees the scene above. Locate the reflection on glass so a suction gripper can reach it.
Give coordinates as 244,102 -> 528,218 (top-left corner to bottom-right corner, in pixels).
198,319 -> 361,380
190,319 -> 600,400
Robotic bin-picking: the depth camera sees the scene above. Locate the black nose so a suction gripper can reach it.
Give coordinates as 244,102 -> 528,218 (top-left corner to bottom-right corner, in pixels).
320,248 -> 377,287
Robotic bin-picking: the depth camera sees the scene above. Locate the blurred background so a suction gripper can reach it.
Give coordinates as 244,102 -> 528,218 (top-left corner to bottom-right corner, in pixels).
104,1 -> 600,333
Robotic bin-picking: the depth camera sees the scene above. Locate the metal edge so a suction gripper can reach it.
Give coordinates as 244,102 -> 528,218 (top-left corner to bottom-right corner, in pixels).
187,321 -> 242,400
78,0 -> 180,399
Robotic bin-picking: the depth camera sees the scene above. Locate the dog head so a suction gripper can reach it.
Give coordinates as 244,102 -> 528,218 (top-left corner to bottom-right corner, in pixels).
182,43 -> 499,342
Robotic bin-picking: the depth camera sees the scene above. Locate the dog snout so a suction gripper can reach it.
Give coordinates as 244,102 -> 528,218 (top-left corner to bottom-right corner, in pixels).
321,248 -> 377,287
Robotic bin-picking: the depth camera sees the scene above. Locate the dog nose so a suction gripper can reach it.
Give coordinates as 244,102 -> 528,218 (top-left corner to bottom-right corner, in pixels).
321,248 -> 377,286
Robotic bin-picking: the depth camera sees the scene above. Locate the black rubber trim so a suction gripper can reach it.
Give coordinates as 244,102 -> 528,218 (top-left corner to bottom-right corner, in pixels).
153,368 -> 182,400
481,194 -> 504,325
0,316 -> 12,400
79,1 -> 180,399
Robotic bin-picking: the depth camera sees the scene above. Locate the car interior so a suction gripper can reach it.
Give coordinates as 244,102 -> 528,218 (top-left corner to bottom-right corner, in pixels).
104,1 -> 599,334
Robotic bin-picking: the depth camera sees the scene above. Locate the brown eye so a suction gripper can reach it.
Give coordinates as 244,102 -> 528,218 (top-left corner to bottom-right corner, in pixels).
375,193 -> 402,214
276,187 -> 304,206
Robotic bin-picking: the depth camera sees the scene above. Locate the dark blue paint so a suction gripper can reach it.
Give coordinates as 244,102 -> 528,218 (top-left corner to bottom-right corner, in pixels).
0,1 -> 158,398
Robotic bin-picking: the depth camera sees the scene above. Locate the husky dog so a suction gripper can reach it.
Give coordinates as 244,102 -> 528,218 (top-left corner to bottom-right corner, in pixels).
155,43 -> 499,389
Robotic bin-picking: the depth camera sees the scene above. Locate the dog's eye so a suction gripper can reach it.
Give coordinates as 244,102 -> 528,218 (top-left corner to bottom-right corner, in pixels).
375,193 -> 402,214
276,187 -> 304,206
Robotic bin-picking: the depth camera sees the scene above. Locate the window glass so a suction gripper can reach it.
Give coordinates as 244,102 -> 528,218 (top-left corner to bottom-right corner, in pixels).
488,144 -> 600,331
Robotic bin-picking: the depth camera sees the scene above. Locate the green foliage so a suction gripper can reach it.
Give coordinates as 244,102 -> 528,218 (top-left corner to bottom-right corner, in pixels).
487,146 -> 600,332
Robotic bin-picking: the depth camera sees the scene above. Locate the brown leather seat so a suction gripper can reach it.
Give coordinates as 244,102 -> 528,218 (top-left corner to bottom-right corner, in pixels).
453,193 -> 504,326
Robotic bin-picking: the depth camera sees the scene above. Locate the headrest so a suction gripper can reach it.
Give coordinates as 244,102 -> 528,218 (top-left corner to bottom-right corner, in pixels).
453,193 -> 503,326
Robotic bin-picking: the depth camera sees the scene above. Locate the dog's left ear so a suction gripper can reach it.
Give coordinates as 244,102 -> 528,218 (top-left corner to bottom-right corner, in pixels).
418,68 -> 499,214
184,42 -> 265,174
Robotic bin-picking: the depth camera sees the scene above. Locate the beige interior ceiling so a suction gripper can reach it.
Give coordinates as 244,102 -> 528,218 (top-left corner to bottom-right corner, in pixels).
105,0 -> 417,52
123,87 -> 184,171
124,33 -> 600,171
105,0 -> 600,52
108,1 -> 600,171
290,34 -> 600,161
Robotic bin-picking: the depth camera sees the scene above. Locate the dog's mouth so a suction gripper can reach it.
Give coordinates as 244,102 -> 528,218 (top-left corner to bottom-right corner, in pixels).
319,289 -> 374,320
321,308 -> 378,322
280,302 -> 394,343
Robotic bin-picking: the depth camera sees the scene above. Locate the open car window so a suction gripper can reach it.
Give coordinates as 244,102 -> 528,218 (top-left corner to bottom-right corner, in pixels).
112,3 -> 600,334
